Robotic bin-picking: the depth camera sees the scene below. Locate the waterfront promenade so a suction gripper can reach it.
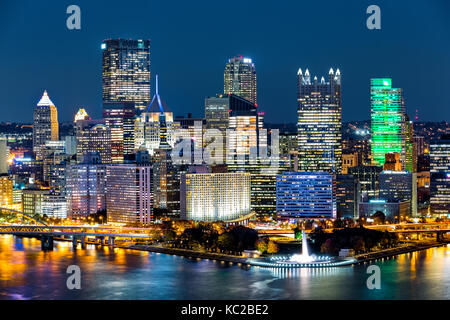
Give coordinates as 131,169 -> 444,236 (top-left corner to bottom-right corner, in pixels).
122,240 -> 450,268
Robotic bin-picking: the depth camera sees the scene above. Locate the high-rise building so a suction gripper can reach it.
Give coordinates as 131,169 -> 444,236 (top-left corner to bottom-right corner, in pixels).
75,118 -> 112,163
227,94 -> 264,162
106,164 -> 153,225
429,135 -> 450,214
336,174 -> 359,219
152,149 -> 179,215
180,172 -> 251,222
42,192 -> 67,219
205,94 -> 230,135
276,172 -> 336,220
0,175 -> 13,208
22,185 -> 49,216
405,115 -> 417,173
134,76 -> 174,155
224,56 -> 257,105
379,170 -> 416,217
103,101 -> 135,163
370,78 -> 405,167
297,68 -> 342,173
33,91 -> 59,160
348,166 -> 383,201
173,116 -> 205,151
102,39 -> 151,112
0,138 -> 8,174
66,153 -> 107,218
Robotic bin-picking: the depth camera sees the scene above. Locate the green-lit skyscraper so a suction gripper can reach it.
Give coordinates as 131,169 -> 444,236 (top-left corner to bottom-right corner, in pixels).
370,78 -> 405,167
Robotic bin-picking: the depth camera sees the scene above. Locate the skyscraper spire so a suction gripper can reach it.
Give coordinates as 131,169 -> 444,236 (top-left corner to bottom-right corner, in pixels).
37,90 -> 55,107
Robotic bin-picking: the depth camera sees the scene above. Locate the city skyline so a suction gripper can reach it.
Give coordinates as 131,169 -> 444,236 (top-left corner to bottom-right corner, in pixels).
1,1 -> 450,123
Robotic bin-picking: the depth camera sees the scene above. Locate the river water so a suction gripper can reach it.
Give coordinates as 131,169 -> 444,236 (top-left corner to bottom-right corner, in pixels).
0,235 -> 449,299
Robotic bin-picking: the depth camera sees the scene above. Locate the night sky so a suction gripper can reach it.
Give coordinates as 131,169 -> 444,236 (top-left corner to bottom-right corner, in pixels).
1,0 -> 450,123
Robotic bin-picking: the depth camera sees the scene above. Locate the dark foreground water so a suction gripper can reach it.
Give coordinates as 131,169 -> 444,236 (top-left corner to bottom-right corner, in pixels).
0,235 -> 449,299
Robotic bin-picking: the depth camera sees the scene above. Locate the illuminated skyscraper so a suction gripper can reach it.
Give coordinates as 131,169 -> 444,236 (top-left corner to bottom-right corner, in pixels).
33,91 -> 59,160
404,115 -> 417,173
102,39 -> 151,112
103,101 -> 135,163
134,76 -> 174,155
297,68 -> 342,173
75,117 -> 112,164
205,94 -> 230,135
0,174 -> 13,208
152,149 -> 179,215
0,138 -> 8,174
180,172 -> 251,222
430,135 -> 450,214
106,164 -> 153,224
370,78 -> 405,167
66,153 -> 107,218
224,56 -> 257,105
227,94 -> 264,162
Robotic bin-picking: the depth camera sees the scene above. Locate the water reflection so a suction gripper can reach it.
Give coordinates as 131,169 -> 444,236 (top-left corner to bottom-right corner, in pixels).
1,235 -> 450,299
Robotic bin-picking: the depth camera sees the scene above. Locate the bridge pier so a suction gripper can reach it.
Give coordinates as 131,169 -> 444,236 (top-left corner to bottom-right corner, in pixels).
72,236 -> 78,250
80,236 -> 86,249
96,236 -> 105,245
41,235 -> 54,251
108,236 -> 115,247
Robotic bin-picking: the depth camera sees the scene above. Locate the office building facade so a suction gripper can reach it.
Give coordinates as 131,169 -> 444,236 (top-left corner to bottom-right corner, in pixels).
297,68 -> 342,173
180,172 -> 251,222
102,39 -> 151,112
370,78 -> 405,167
276,172 -> 336,220
224,56 -> 257,105
33,91 -> 59,160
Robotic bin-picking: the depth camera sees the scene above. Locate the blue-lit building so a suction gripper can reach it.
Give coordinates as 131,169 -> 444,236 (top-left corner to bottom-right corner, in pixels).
379,170 -> 416,217
430,135 -> 450,215
276,172 -> 336,220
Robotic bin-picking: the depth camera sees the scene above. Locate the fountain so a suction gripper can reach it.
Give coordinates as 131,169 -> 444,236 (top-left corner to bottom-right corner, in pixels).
288,229 -> 314,264
246,228 -> 357,268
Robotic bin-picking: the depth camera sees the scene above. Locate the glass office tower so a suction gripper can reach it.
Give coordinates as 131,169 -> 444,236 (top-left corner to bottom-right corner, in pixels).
370,78 -> 405,167
103,101 -> 135,163
430,135 -> 450,214
297,68 -> 342,173
102,39 -> 151,112
224,56 -> 257,105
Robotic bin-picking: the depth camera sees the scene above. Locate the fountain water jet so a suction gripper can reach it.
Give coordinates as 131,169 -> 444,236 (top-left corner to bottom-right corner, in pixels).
288,229 -> 314,263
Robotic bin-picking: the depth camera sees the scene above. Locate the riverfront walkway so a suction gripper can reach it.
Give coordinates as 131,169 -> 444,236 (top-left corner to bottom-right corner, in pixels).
354,241 -> 450,263
123,244 -> 249,264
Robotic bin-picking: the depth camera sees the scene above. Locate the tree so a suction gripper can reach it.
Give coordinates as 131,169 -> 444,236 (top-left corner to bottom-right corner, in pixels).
320,238 -> 336,255
217,233 -> 234,252
267,241 -> 279,254
371,211 -> 386,225
256,239 -> 268,254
